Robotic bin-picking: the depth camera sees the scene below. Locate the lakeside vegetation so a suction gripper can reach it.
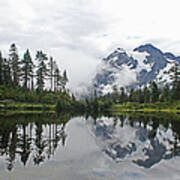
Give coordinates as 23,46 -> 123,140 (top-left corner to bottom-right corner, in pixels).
0,43 -> 180,116
86,62 -> 180,114
109,101 -> 180,113
0,43 -> 76,115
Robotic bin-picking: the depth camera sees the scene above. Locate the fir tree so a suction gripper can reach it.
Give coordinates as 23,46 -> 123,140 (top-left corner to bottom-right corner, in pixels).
0,51 -> 3,85
3,58 -> 12,86
61,70 -> 68,90
71,93 -> 76,102
119,87 -> 126,103
143,86 -> 150,103
136,89 -> 144,103
48,57 -> 55,91
149,81 -> 159,102
171,63 -> 180,100
161,84 -> 170,102
9,43 -> 21,87
112,85 -> 118,103
129,88 -> 135,102
54,65 -> 62,92
35,51 -> 48,92
92,90 -> 99,113
21,49 -> 34,90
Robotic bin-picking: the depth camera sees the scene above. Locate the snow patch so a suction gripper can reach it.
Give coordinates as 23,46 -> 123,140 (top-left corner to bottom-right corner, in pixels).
156,62 -> 174,85
130,51 -> 152,72
117,48 -> 126,54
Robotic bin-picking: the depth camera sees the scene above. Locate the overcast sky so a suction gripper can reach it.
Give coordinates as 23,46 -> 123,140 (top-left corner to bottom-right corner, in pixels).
0,0 -> 180,89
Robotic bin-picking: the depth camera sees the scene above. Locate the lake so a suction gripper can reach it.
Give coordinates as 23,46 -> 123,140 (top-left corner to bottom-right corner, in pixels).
0,113 -> 179,180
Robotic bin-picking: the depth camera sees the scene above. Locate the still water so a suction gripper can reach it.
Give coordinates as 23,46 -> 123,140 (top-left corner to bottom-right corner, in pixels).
0,113 -> 179,180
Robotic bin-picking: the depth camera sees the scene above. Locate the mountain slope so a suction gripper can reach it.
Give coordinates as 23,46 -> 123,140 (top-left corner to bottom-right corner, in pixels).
92,44 -> 178,94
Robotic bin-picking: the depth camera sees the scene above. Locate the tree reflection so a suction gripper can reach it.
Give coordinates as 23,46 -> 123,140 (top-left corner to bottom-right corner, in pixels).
0,112 -> 180,170
0,113 -> 69,171
6,126 -> 18,171
18,124 -> 31,166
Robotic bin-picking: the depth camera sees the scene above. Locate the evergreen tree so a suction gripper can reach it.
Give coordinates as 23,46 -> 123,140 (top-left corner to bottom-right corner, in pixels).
21,49 -> 34,90
149,81 -> 159,102
48,57 -> 55,91
143,86 -> 150,103
171,63 -> 180,100
136,89 -> 144,103
71,93 -> 76,102
9,43 -> 21,87
61,70 -> 68,90
3,58 -> 12,86
112,85 -> 118,103
0,51 -> 4,85
53,62 -> 62,92
30,61 -> 35,91
129,88 -> 135,102
160,84 -> 170,102
54,67 -> 62,92
35,51 -> 48,92
119,87 -> 126,103
92,90 -> 99,113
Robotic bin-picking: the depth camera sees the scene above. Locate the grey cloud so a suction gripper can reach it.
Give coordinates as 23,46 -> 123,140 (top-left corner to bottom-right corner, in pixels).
0,0 -> 106,58
0,0 -> 106,88
1,0 -> 179,89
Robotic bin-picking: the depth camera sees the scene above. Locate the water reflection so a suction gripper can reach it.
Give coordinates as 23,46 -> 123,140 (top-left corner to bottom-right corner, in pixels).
0,112 -> 180,171
89,113 -> 180,168
0,113 -> 69,171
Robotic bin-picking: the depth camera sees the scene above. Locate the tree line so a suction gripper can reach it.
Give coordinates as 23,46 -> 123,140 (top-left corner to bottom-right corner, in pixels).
56,62 -> 180,114
101,63 -> 180,104
0,43 -> 69,103
81,62 -> 180,114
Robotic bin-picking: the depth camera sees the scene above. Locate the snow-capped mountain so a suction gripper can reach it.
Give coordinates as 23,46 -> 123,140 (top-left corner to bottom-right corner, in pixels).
93,44 -> 180,95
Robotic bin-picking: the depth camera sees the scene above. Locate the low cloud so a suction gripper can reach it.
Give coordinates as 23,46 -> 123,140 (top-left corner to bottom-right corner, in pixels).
0,0 -> 180,90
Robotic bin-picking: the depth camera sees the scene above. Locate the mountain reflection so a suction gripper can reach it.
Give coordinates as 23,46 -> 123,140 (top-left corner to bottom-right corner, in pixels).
0,113 -> 69,171
90,113 -> 180,168
0,112 -> 180,171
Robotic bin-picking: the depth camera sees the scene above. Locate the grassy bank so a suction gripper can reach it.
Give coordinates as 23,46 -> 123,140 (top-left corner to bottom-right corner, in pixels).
0,110 -> 57,116
0,100 -> 56,115
109,101 -> 180,113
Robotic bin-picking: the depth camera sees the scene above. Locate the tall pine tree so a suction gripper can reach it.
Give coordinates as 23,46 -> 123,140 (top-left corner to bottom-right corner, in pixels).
0,51 -> 4,85
48,57 -> 55,91
149,81 -> 159,102
171,63 -> 180,100
9,43 -> 21,88
54,64 -> 62,92
35,51 -> 48,92
61,70 -> 68,90
21,49 -> 34,90
3,58 -> 12,86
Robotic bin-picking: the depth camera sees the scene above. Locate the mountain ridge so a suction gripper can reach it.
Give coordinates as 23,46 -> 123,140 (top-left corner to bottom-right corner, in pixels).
92,43 -> 179,95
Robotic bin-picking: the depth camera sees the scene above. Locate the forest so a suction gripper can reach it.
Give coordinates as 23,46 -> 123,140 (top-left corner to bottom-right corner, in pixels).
1,44 -> 180,114
0,43 -> 71,106
82,62 -> 180,114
